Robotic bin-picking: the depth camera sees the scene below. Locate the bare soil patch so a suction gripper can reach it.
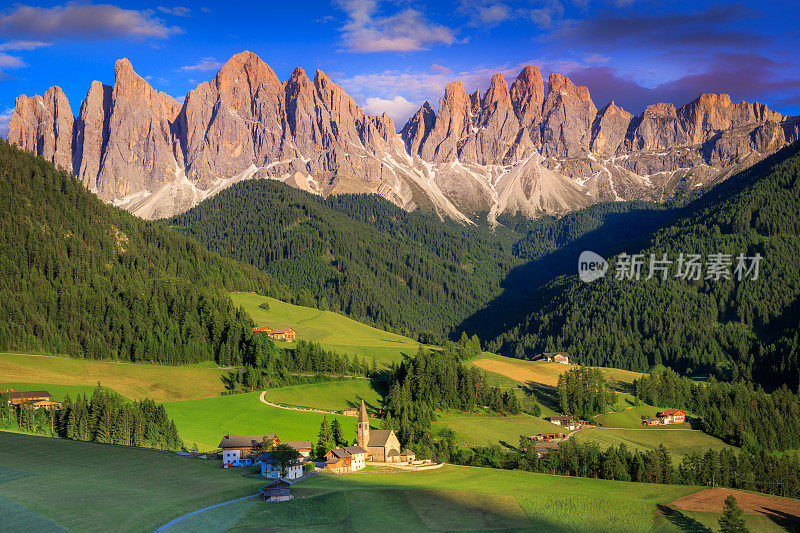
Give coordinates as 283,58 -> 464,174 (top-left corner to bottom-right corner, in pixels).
670,488 -> 800,525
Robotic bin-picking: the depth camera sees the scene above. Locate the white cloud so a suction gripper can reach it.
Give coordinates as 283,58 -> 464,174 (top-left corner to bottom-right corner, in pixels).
338,0 -> 456,52
477,4 -> 512,24
0,40 -> 50,51
584,53 -> 610,65
527,0 -> 565,29
362,96 -> 422,126
0,107 -> 13,139
339,56 -> 596,119
0,53 -> 24,69
0,3 -> 182,41
179,57 -> 223,72
157,6 -> 191,17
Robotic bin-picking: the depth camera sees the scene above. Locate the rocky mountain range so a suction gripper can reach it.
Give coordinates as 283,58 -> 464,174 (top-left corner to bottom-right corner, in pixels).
8,51 -> 800,222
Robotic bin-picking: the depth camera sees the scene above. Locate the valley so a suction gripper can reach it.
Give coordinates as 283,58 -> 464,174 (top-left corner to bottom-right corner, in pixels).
2,36 -> 800,529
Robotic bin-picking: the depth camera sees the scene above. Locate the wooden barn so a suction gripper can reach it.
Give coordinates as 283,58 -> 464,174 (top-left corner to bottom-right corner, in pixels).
260,479 -> 292,501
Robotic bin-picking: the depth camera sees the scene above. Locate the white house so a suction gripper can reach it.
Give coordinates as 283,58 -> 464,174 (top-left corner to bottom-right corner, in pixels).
256,452 -> 304,480
218,434 -> 279,468
546,415 -> 578,431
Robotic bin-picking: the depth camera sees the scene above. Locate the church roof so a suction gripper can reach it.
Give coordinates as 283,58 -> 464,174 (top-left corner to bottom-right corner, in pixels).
400,449 -> 414,456
358,399 -> 368,424
367,429 -> 395,447
344,445 -> 367,455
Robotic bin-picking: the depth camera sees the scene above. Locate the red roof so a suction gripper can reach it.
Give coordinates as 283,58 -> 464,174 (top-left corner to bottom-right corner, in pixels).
660,409 -> 686,416
252,326 -> 272,332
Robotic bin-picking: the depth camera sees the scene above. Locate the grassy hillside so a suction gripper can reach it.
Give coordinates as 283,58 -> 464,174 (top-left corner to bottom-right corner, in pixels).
573,427 -> 735,460
0,431 -> 723,533
594,405 -> 691,429
0,381 -> 109,403
3,429 -> 789,532
163,392 -> 359,450
240,465 -> 701,532
0,140 -> 286,366
263,379 -> 382,413
0,432 -> 262,533
232,293 -> 420,365
167,179 -> 523,340
0,353 -> 226,401
472,353 -> 644,388
491,142 -> 800,389
433,410 -> 563,447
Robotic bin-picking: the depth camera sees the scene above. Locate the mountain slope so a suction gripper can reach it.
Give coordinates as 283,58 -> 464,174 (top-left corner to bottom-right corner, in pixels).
166,180 -> 521,339
489,142 -> 800,390
9,52 -> 798,222
0,140 -> 287,364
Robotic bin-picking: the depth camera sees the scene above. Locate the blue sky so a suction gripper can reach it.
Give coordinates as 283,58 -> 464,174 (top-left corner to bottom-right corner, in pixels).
1,0 -> 799,134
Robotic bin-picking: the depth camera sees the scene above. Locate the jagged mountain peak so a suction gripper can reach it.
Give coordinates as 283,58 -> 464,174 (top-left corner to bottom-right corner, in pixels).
8,53 -> 799,224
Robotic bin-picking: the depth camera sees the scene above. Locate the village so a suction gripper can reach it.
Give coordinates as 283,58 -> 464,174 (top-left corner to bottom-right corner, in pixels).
216,399 -> 438,500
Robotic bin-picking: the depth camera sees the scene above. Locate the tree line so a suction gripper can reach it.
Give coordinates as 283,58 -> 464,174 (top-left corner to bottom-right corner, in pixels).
220,337 -> 382,393
167,178 -> 523,340
633,368 -> 800,451
381,346 -> 526,446
0,385 -> 182,450
489,142 -> 800,393
0,140 -> 288,367
557,367 -> 617,419
421,428 -> 800,500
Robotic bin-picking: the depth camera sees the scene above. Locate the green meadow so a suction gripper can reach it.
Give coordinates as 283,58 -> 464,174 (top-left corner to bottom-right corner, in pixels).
0,432 -> 262,533
233,465 -> 700,532
231,293 -> 421,365
1,430 -> 791,532
262,379 -> 383,413
471,353 -> 645,388
595,405 -> 693,429
0,382 -> 114,402
433,409 -> 564,448
163,391 -> 359,451
0,353 -> 227,402
573,427 -> 735,460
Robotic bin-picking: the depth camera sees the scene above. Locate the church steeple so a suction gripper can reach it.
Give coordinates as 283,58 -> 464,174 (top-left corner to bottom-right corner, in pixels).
357,399 -> 370,448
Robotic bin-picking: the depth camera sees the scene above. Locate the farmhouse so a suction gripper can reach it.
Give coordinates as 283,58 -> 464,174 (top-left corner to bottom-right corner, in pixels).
283,441 -> 313,458
541,352 -> 570,364
257,451 -> 304,480
269,328 -> 296,342
658,409 -> 686,424
324,445 -> 368,473
1,390 -> 61,410
342,407 -> 358,416
251,325 -> 297,342
260,478 -> 292,501
546,415 -> 578,431
218,434 -> 280,467
357,400 -> 404,462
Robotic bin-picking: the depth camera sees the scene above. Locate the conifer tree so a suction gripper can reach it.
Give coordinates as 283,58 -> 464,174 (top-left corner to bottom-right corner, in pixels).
331,418 -> 344,446
718,495 -> 748,533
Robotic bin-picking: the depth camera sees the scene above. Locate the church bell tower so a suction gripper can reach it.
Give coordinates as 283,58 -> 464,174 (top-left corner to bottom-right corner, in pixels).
357,399 -> 370,448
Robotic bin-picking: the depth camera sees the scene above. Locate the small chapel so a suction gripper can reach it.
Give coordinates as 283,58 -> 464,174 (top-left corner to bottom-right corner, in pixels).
356,399 -> 414,463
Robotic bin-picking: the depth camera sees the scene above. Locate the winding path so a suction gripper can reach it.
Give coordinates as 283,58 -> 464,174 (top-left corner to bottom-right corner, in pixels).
152,493 -> 260,532
258,390 -> 354,416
